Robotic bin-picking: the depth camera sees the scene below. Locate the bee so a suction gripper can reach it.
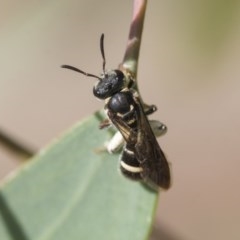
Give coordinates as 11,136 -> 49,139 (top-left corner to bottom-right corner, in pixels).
62,34 -> 171,190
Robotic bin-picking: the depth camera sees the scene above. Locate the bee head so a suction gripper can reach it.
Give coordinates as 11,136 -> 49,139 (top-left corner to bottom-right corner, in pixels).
93,70 -> 125,99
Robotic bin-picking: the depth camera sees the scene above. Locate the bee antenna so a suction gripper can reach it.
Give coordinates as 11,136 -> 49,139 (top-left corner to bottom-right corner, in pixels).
61,65 -> 101,80
100,34 -> 106,75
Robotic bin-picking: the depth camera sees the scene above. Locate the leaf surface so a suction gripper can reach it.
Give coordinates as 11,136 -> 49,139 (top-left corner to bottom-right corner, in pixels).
0,111 -> 158,240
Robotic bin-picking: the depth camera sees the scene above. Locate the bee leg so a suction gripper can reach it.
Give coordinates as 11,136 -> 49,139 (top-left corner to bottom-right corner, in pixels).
99,118 -> 111,129
137,96 -> 167,137
143,104 -> 157,115
149,120 -> 167,137
106,131 -> 124,153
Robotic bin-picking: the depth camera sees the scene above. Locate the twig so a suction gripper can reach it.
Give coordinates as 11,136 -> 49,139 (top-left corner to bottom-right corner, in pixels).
120,0 -> 155,111
0,129 -> 35,160
120,0 -> 147,79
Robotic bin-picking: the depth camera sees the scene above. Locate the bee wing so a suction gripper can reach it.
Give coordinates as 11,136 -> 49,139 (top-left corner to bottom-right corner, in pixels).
133,96 -> 171,189
140,143 -> 171,190
107,110 -> 137,145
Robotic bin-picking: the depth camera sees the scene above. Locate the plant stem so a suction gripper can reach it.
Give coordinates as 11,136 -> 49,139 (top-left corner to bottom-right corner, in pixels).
120,0 -> 147,79
0,129 -> 35,160
120,0 -> 155,111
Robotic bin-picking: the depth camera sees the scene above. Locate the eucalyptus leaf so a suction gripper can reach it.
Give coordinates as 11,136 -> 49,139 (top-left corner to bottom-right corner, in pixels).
0,111 -> 158,240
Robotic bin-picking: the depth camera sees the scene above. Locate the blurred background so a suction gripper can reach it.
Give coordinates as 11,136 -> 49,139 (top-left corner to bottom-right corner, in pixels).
0,1 -> 240,239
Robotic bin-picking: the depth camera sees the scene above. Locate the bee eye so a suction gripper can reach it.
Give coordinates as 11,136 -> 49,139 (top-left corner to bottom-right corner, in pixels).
114,70 -> 124,81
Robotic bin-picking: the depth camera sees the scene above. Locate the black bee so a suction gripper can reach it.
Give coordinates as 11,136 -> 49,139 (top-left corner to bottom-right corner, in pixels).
62,34 -> 171,190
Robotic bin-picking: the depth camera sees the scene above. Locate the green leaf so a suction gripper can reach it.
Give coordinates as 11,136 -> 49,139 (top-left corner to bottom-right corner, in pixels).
0,111 -> 158,240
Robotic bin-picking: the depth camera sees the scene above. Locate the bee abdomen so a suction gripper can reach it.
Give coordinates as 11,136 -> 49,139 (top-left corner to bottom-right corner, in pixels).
120,147 -> 143,181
